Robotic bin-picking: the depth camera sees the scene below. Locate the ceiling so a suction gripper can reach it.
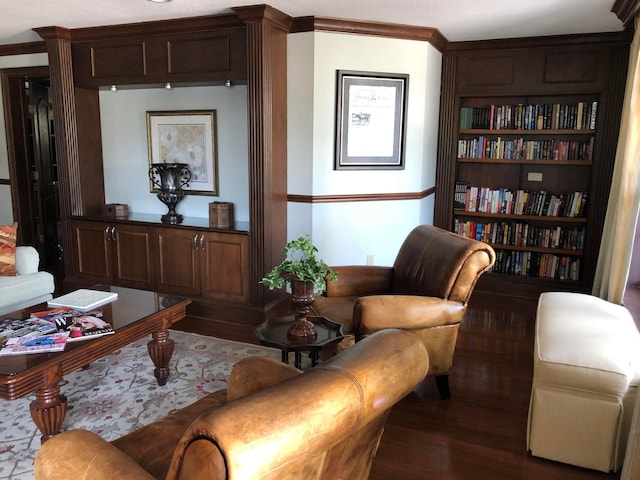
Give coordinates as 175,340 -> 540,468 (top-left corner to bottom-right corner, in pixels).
0,0 -> 627,46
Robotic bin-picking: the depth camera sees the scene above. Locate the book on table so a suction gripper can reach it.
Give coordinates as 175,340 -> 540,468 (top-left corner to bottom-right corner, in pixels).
30,307 -> 115,342
47,289 -> 118,311
0,331 -> 70,356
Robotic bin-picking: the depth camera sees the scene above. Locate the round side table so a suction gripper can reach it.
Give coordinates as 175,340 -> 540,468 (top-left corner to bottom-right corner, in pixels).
254,315 -> 344,369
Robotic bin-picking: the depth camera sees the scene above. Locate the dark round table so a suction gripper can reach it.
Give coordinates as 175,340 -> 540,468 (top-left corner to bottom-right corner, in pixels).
254,315 -> 344,369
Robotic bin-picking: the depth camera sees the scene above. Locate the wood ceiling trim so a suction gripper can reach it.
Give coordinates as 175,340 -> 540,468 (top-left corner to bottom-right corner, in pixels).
291,16 -> 448,52
612,0 -> 640,25
0,41 -> 47,56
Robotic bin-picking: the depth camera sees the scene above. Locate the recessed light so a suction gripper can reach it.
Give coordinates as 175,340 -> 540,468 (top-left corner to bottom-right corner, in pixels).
147,0 -> 172,3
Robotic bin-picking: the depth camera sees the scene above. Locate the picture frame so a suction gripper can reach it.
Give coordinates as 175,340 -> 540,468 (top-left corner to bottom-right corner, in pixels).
335,70 -> 409,170
147,110 -> 219,195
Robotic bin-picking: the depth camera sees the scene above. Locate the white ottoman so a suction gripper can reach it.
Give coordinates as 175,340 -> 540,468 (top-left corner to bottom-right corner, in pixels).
527,292 -> 640,472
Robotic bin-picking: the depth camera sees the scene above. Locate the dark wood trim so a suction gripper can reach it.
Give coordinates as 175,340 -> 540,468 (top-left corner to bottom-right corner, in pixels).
57,14 -> 244,42
612,0 -> 640,25
291,17 -> 448,52
0,42 -> 47,56
445,30 -> 632,53
287,187 -> 435,203
0,179 -> 10,185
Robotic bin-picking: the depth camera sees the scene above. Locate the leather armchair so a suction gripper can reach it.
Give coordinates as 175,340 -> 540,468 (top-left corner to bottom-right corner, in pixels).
34,329 -> 429,480
312,225 -> 495,398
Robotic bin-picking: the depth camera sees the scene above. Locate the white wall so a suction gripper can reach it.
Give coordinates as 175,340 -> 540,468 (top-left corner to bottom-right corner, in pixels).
100,84 -> 249,222
0,53 -> 48,226
287,32 -> 442,266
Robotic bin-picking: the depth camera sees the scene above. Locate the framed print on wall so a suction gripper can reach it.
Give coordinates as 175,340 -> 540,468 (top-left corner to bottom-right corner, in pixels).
147,110 -> 219,195
335,70 -> 409,170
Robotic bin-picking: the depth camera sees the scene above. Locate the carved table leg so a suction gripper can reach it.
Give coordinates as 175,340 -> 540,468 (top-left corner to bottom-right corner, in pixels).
30,366 -> 67,443
147,330 -> 175,386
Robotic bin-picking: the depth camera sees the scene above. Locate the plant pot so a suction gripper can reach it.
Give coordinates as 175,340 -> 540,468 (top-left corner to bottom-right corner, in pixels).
287,277 -> 317,340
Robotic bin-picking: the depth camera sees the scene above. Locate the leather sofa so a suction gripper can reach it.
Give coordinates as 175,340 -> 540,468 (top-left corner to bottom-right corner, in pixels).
311,224 -> 495,398
34,328 -> 429,480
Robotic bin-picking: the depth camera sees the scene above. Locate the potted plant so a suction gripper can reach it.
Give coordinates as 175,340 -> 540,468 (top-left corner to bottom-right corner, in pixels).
261,235 -> 337,339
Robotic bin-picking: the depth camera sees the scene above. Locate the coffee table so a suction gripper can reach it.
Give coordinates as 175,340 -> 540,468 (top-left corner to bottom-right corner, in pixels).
0,285 -> 190,443
254,315 -> 344,369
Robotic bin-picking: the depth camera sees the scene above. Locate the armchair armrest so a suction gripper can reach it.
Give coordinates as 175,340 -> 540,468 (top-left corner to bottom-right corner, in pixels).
15,246 -> 40,275
35,430 -> 155,480
353,295 -> 466,336
325,266 -> 393,297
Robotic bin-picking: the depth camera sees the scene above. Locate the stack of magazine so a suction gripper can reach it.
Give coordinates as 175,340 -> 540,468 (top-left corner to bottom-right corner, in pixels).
0,289 -> 117,356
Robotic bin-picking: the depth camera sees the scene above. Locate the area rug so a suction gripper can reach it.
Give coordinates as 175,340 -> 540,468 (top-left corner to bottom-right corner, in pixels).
0,330 -> 281,480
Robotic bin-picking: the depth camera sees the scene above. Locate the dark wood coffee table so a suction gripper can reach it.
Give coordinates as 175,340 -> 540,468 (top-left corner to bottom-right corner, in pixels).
255,315 -> 344,369
0,285 -> 190,443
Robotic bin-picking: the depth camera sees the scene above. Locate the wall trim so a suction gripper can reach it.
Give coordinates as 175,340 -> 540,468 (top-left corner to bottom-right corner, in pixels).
291,17 -> 448,52
0,42 -> 47,56
287,187 -> 435,203
612,0 -> 640,25
0,179 -> 10,185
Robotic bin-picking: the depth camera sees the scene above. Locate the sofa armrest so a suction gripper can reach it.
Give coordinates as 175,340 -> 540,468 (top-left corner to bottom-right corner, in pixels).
353,295 -> 467,336
35,430 -> 155,480
325,266 -> 393,297
15,246 -> 40,275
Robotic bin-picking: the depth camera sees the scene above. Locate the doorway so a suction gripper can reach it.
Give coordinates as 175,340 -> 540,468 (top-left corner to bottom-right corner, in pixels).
1,67 -> 63,283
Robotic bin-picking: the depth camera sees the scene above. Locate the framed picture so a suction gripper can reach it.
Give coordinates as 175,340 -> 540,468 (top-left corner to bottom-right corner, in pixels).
147,110 -> 219,195
335,70 -> 409,170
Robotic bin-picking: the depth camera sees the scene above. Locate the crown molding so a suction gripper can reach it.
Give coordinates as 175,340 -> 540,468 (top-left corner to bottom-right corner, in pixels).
0,41 -> 47,56
291,16 -> 448,52
612,0 -> 640,25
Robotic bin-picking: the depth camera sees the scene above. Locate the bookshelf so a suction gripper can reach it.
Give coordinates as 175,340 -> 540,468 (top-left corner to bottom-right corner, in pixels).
435,33 -> 631,299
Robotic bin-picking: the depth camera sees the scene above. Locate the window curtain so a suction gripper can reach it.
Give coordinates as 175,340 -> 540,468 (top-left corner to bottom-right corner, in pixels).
592,16 -> 640,304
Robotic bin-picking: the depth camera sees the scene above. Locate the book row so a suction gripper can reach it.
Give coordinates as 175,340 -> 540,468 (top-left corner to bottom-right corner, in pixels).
454,184 -> 587,218
454,220 -> 585,251
459,101 -> 597,131
457,136 -> 594,161
491,250 -> 581,281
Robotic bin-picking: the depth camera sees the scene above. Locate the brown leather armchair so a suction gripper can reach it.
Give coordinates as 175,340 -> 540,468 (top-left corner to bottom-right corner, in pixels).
311,224 -> 495,399
34,329 -> 428,480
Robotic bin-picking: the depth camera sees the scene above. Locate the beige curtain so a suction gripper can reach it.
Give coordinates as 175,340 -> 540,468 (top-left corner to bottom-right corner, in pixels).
592,17 -> 640,304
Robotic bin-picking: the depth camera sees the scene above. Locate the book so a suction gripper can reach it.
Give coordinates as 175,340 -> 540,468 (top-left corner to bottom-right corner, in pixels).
47,289 -> 118,311
31,307 -> 115,342
0,331 -> 70,356
0,316 -> 58,345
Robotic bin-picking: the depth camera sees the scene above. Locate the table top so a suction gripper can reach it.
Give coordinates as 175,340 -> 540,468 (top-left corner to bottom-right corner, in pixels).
254,315 -> 344,352
0,286 -> 190,399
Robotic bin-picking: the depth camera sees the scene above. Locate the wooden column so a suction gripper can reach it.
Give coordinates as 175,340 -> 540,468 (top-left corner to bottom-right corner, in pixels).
234,6 -> 291,306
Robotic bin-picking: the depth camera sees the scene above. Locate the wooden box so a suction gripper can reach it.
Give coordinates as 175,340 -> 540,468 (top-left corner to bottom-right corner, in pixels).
102,203 -> 129,217
209,202 -> 234,228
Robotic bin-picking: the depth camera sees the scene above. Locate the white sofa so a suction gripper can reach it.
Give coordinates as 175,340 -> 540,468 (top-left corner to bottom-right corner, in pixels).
0,246 -> 55,315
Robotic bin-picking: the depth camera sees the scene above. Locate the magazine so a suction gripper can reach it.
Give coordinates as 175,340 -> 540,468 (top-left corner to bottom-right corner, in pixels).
0,331 -> 70,356
0,317 -> 58,345
31,307 -> 114,342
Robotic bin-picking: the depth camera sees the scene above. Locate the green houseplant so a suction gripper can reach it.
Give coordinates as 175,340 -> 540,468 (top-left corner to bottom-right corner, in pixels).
261,235 -> 337,339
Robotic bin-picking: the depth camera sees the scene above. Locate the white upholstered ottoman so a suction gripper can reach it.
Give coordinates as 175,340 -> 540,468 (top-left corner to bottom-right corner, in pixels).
527,292 -> 640,472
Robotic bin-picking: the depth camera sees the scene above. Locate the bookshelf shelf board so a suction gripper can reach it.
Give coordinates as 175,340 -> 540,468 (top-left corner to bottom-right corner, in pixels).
457,158 -> 592,166
453,210 -> 588,223
489,244 -> 584,256
459,129 -> 595,135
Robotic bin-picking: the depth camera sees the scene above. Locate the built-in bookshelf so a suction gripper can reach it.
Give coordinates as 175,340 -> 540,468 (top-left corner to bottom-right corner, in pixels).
454,96 -> 594,283
434,33 -> 631,298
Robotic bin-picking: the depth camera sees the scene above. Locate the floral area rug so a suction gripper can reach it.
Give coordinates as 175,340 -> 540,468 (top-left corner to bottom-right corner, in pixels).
0,330 -> 281,480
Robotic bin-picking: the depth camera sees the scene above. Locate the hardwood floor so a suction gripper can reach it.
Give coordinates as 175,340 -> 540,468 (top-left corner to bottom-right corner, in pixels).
176,292 -> 632,479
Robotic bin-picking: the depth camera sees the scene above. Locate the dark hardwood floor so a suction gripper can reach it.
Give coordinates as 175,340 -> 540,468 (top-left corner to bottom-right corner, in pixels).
175,290 -> 640,479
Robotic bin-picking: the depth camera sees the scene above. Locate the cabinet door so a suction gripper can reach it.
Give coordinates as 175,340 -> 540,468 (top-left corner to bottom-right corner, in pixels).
156,227 -> 200,296
73,220 -> 113,284
200,232 -> 250,302
112,224 -> 156,290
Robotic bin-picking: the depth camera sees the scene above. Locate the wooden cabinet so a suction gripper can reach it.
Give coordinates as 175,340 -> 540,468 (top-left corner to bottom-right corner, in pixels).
72,216 -> 249,304
71,26 -> 247,87
73,219 -> 155,290
435,33 -> 630,298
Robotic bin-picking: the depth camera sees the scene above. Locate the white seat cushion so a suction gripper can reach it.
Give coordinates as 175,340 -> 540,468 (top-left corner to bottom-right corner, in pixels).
0,271 -> 55,313
535,291 -> 640,396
